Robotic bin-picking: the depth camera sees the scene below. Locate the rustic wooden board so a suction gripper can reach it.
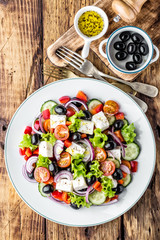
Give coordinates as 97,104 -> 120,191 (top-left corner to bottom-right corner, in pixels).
0,0 -> 160,239
47,0 -> 160,81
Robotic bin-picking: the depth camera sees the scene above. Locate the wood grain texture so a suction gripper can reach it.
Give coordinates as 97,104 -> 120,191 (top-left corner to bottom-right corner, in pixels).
0,0 -> 160,239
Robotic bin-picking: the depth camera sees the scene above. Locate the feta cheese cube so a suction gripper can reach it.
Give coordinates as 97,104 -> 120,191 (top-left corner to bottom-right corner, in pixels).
66,142 -> 85,156
56,179 -> 73,192
78,120 -> 94,135
39,141 -> 53,157
108,147 -> 121,162
72,176 -> 88,191
50,114 -> 66,128
92,111 -> 109,131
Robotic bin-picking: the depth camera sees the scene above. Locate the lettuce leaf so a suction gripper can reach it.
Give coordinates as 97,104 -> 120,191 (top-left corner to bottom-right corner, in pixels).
121,123 -> 136,144
71,154 -> 86,179
36,155 -> 52,169
41,132 -> 56,145
68,110 -> 85,132
68,193 -> 92,208
101,176 -> 115,198
89,128 -> 108,148
19,134 -> 38,151
85,160 -> 103,179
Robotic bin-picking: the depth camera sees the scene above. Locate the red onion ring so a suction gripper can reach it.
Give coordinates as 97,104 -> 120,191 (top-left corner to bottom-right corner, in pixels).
85,185 -> 93,203
22,165 -> 37,183
73,188 -> 95,197
39,113 -> 46,133
68,103 -> 79,113
77,140 -> 91,162
120,164 -> 131,174
25,156 -> 38,173
54,171 -> 73,183
54,140 -> 64,160
108,131 -> 125,158
83,139 -> 95,161
64,98 -> 88,110
32,113 -> 42,135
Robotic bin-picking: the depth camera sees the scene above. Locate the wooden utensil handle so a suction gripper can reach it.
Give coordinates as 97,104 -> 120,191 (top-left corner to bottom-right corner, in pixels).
126,0 -> 147,13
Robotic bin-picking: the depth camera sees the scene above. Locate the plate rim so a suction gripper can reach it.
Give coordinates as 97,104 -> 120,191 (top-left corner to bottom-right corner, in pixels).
4,77 -> 156,227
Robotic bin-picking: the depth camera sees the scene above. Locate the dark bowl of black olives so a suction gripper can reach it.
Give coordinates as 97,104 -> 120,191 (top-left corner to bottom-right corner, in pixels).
99,26 -> 158,74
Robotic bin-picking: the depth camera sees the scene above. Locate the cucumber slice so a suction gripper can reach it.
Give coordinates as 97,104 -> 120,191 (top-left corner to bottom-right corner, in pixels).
50,105 -> 57,114
107,115 -> 116,126
123,143 -> 140,161
107,157 -> 120,168
123,119 -> 129,127
38,183 -> 50,197
122,174 -> 132,187
87,99 -> 103,113
88,190 -> 106,205
40,100 -> 57,112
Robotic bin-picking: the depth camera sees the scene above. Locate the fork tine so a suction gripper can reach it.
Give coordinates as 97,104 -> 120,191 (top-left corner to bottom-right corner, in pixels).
62,46 -> 84,62
56,51 -> 82,72
56,50 -> 82,68
59,47 -> 83,64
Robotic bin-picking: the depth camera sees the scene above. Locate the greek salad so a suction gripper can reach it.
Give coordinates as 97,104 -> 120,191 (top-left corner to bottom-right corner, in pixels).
19,90 -> 140,209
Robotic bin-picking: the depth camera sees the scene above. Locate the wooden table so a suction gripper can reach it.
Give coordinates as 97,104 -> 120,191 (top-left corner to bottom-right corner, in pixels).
0,1 -> 160,239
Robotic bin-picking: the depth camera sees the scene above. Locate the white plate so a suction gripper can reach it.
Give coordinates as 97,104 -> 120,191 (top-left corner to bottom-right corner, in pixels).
5,78 -> 156,227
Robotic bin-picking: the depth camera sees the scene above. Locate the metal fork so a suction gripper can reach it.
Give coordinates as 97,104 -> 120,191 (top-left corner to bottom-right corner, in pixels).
56,46 -> 158,98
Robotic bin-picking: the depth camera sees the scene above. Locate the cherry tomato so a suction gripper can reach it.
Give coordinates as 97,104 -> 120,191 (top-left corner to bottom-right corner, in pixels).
103,100 -> 119,115
34,167 -> 50,183
42,109 -> 50,120
43,119 -> 51,132
76,90 -> 88,102
54,125 -> 69,140
100,161 -> 116,176
94,147 -> 107,162
51,190 -> 63,201
66,107 -> 75,117
24,126 -> 32,135
44,176 -> 54,185
90,104 -> 103,115
57,152 -> 71,168
59,96 -> 71,104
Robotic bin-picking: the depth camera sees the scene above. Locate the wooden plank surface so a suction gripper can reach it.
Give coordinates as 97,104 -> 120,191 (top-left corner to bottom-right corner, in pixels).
0,0 -> 160,239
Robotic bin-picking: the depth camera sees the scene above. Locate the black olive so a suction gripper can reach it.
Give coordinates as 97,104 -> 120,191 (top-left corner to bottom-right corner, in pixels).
86,161 -> 93,172
119,31 -> 131,42
127,42 -> 137,54
78,188 -> 88,192
71,132 -> 81,141
115,51 -> 128,61
49,162 -> 59,176
133,53 -> 143,64
72,98 -> 82,107
112,169 -> 123,180
27,169 -> 35,179
139,43 -> 149,56
97,177 -> 102,183
114,120 -> 124,130
54,105 -> 67,115
31,134 -> 40,145
70,202 -> 81,210
42,184 -> 54,194
88,134 -> 94,139
112,184 -> 124,194
104,141 -> 117,150
80,110 -> 92,120
85,175 -> 96,186
113,41 -> 126,51
107,135 -> 114,142
131,33 -> 144,44
126,62 -> 137,70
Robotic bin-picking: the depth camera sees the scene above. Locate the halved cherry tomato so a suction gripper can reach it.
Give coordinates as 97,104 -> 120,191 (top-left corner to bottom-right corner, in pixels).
34,120 -> 40,131
131,161 -> 138,172
57,152 -> 71,168
25,148 -> 32,157
114,130 -> 124,142
44,176 -> 54,185
24,126 -> 32,135
115,112 -> 124,120
59,96 -> 71,104
42,109 -> 50,120
34,167 -> 50,183
90,104 -> 103,115
54,125 -> 69,140
33,148 -> 39,155
66,107 -> 75,117
100,161 -> 116,176
93,181 -> 102,192
81,133 -> 87,139
43,119 -> 51,132
19,147 -> 26,156
103,100 -> 119,115
51,190 -> 63,201
76,90 -> 88,102
64,139 -> 72,148
94,147 -> 107,162
121,160 -> 131,170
